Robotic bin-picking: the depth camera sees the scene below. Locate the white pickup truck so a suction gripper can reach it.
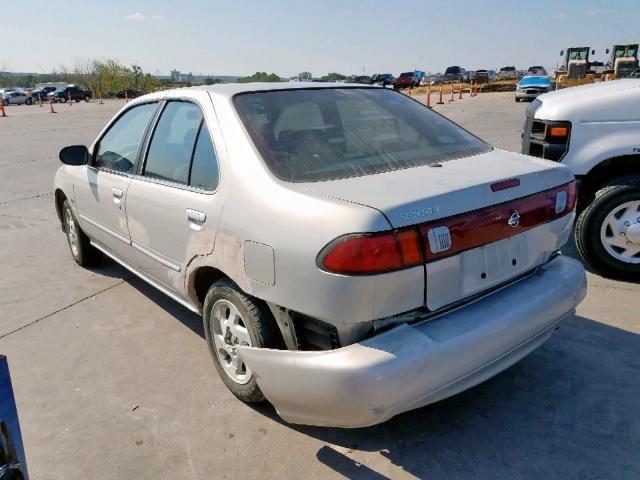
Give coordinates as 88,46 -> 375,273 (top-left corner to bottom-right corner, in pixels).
521,79 -> 640,279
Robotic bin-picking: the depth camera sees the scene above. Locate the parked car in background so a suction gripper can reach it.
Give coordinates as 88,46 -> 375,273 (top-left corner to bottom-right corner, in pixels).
497,66 -> 518,80
515,76 -> 553,102
2,91 -> 30,105
351,76 -> 372,85
527,66 -> 548,76
115,89 -> 143,99
393,72 -> 416,89
55,83 -> 586,427
473,69 -> 490,83
371,73 -> 395,87
32,86 -> 57,101
48,85 -> 92,103
521,79 -> 640,279
444,66 -> 468,82
421,73 -> 444,85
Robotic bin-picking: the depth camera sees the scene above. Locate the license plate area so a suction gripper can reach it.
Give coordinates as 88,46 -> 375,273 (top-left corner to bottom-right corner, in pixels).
425,224 -> 561,311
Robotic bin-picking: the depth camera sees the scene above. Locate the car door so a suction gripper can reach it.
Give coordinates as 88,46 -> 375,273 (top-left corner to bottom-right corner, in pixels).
74,101 -> 159,265
125,94 -> 223,297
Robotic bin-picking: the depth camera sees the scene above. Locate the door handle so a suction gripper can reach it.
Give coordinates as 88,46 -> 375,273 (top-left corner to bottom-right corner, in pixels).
112,187 -> 124,208
186,209 -> 206,224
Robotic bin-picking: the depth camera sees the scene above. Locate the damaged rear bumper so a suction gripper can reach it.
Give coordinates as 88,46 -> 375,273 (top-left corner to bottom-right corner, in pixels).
239,256 -> 587,428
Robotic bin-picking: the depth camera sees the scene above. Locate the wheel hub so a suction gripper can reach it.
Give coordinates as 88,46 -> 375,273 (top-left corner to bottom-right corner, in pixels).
600,200 -> 640,264
210,299 -> 253,384
626,222 -> 640,244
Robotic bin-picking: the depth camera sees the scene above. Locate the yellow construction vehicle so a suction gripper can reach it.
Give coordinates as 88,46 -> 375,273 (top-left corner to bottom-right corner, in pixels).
555,47 -> 597,88
603,44 -> 638,81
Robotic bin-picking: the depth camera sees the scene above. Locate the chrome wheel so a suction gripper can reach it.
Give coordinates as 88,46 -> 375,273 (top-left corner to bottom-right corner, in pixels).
211,299 -> 253,384
64,207 -> 80,258
600,200 -> 640,264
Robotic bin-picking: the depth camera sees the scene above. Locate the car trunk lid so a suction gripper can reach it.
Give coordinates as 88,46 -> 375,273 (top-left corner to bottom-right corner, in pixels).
301,149 -> 576,311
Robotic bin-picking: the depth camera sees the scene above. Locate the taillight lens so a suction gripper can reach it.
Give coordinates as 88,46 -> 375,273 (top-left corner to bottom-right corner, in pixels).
320,227 -> 423,275
566,180 -> 578,212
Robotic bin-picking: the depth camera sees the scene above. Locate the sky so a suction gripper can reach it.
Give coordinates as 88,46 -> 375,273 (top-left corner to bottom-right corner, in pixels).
2,0 -> 637,77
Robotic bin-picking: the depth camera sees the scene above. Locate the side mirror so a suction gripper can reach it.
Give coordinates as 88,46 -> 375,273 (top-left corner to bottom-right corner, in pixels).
606,48 -> 610,54
560,50 -> 564,57
59,145 -> 89,166
591,50 -> 595,55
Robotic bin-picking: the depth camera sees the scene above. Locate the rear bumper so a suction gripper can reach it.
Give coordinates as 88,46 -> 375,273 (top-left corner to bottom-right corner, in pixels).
239,256 -> 587,428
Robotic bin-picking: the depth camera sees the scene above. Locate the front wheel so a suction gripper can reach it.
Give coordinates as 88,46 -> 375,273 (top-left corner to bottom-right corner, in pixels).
203,278 -> 282,403
575,182 -> 640,279
62,200 -> 102,267
84,95 -> 90,102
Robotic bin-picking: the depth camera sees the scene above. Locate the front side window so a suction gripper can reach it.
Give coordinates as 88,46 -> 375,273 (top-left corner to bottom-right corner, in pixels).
144,101 -> 202,184
95,102 -> 157,173
234,88 -> 491,182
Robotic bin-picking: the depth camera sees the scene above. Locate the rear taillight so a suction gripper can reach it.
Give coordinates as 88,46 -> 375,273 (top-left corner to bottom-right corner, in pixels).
319,182 -> 576,275
320,227 -> 423,274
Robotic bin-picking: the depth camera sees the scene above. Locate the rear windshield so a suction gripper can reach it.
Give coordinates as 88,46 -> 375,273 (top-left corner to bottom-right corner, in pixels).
234,87 -> 491,182
445,67 -> 460,74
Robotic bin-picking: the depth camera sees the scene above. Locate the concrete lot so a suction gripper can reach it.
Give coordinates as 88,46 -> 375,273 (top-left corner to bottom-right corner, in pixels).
0,94 -> 638,479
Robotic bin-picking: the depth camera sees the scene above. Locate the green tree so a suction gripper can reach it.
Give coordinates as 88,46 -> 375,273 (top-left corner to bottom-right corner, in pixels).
297,71 -> 312,79
321,72 -> 347,81
238,72 -> 282,83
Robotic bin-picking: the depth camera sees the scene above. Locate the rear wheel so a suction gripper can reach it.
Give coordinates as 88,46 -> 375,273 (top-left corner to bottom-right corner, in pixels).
203,278 -> 282,403
575,182 -> 640,279
84,95 -> 90,102
62,200 -> 102,267
59,96 -> 67,103
515,97 -> 520,102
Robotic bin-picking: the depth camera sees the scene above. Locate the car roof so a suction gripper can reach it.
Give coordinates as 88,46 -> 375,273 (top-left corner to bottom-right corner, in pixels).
191,82 -> 379,98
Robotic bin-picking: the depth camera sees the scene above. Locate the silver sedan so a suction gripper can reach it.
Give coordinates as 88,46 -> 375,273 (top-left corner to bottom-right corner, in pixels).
54,83 -> 586,427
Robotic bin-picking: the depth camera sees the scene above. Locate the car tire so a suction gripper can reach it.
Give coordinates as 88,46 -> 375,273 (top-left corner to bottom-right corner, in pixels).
59,96 -> 67,103
515,97 -> 520,102
203,278 -> 283,403
62,199 -> 102,268
74,98 -> 80,103
84,95 -> 90,102
575,181 -> 640,280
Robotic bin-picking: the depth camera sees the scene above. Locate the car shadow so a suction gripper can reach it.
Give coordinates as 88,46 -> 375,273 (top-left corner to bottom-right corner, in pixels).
96,257 -> 205,338
251,315 -> 640,479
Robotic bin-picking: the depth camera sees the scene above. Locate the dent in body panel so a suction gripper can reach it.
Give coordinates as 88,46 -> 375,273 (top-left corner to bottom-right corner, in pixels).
184,230 -> 247,308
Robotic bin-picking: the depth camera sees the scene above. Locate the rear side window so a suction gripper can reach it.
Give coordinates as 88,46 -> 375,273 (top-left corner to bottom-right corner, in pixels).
234,88 -> 490,182
189,124 -> 219,190
144,101 -> 202,184
95,102 -> 157,173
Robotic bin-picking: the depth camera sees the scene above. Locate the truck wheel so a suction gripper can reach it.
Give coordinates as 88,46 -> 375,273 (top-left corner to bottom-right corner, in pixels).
575,182 -> 640,279
203,278 -> 283,403
84,95 -> 90,102
62,200 -> 102,267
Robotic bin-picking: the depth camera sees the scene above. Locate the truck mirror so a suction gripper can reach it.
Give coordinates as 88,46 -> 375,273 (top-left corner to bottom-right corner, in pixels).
606,48 -> 610,54
591,50 -> 595,55
560,50 -> 564,57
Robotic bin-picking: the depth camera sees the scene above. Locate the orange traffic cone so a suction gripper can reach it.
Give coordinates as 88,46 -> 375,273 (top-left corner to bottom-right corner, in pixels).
0,100 -> 7,118
49,96 -> 56,114
426,84 -> 432,108
449,83 -> 455,102
437,83 -> 444,104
